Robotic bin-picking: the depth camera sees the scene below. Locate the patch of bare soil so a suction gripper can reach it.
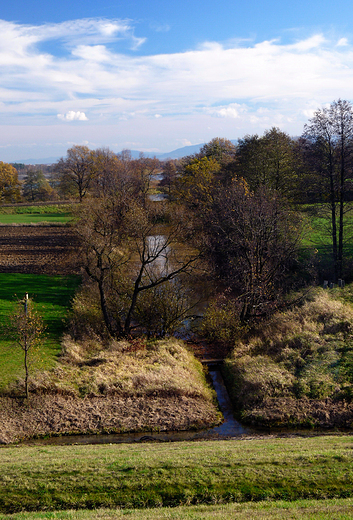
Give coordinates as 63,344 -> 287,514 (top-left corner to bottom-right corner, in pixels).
0,394 -> 220,444
0,226 -> 80,275
243,397 -> 353,429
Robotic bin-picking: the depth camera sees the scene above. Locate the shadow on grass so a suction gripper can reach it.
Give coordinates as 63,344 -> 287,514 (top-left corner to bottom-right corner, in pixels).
0,273 -> 81,338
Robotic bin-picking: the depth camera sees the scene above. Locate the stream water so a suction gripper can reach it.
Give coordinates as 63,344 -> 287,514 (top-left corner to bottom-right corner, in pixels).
23,369 -> 251,446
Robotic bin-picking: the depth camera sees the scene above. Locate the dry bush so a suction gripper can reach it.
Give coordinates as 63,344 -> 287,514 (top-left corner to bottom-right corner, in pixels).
68,282 -> 110,341
201,295 -> 246,346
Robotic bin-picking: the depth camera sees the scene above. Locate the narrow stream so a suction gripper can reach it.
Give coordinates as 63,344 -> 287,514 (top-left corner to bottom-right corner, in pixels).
206,370 -> 248,437
23,369 -> 250,446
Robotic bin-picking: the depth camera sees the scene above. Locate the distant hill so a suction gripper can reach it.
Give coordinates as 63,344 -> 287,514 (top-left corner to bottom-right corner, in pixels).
16,157 -> 62,166
125,143 -> 205,160
15,140 -> 238,165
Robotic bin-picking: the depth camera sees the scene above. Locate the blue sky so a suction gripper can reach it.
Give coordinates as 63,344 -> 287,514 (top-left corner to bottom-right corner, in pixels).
1,0 -> 353,161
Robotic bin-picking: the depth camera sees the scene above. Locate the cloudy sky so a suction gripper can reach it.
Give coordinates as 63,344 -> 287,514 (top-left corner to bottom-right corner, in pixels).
1,0 -> 353,161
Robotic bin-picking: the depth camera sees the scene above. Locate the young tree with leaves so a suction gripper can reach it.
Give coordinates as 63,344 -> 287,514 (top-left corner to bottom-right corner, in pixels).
10,295 -> 45,399
0,162 -> 21,203
22,169 -> 55,201
234,128 -> 297,199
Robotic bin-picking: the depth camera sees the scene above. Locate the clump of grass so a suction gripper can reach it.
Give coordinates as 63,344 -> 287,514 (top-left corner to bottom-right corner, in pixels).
21,336 -> 215,402
224,287 -> 353,423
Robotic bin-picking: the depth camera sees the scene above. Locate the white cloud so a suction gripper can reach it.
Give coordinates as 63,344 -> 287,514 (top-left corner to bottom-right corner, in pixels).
337,38 -> 349,47
178,139 -> 193,146
207,103 -> 245,119
1,18 -> 353,159
57,111 -> 88,121
149,22 -> 170,33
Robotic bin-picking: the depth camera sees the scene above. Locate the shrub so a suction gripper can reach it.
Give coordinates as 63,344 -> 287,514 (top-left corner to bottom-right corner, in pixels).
201,295 -> 246,346
224,287 -> 353,413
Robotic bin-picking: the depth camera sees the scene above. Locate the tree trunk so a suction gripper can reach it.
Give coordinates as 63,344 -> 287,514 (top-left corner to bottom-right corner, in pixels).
24,337 -> 29,399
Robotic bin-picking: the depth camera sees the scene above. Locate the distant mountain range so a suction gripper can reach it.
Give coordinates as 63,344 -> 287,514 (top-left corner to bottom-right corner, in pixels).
132,143 -> 208,160
16,141 -> 237,165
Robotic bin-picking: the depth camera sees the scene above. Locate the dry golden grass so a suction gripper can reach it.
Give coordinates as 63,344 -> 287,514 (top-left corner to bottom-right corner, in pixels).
0,338 -> 220,443
224,287 -> 353,426
12,337 -> 214,402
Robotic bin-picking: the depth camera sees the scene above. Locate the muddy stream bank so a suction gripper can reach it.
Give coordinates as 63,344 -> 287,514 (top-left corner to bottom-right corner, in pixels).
17,368 -> 251,447
17,368 -> 350,447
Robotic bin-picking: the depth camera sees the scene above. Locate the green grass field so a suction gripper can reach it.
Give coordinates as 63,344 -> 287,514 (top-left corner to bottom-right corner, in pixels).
0,273 -> 81,391
0,213 -> 71,224
0,205 -> 73,224
300,204 -> 353,251
0,436 -> 352,515
0,498 -> 352,519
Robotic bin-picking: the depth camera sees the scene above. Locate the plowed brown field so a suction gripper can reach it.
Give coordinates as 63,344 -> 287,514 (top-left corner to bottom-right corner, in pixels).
0,225 -> 81,275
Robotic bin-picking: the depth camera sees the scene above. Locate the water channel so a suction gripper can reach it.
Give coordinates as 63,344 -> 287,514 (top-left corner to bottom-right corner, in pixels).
23,368 -> 252,447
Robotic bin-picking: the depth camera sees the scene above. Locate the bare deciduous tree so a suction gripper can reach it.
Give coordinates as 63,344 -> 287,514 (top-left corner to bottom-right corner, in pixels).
75,196 -> 200,338
54,145 -> 94,202
303,99 -> 353,280
207,179 -> 302,320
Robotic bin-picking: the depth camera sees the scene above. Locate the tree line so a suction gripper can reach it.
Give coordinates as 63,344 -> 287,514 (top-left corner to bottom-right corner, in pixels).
1,99 -> 353,339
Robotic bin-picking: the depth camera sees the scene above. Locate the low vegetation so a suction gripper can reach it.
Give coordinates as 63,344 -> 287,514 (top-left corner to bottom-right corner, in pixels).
222,287 -> 353,427
32,336 -> 213,400
2,499 -> 353,520
0,333 -> 220,443
0,204 -> 72,224
0,436 -> 352,513
0,272 -> 219,444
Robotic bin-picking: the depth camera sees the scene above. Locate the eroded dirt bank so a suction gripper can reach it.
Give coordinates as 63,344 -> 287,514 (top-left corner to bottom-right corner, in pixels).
0,394 -> 220,444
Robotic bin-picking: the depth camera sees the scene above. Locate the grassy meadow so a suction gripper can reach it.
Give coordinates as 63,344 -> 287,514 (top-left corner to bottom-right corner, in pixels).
300,203 -> 353,277
0,436 -> 352,514
0,273 -> 81,391
1,499 -> 353,519
0,204 -> 73,224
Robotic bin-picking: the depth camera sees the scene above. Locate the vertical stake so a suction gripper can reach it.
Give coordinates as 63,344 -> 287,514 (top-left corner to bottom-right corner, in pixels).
24,293 -> 28,316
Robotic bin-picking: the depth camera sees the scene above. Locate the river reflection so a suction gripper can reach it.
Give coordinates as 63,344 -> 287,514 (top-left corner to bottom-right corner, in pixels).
149,193 -> 167,201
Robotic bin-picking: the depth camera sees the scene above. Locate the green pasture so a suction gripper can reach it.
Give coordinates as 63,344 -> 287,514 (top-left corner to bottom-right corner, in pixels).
300,204 -> 353,250
0,498 -> 353,519
296,204 -> 353,278
0,436 -> 353,514
0,273 -> 81,391
0,205 -> 72,224
0,214 -> 71,224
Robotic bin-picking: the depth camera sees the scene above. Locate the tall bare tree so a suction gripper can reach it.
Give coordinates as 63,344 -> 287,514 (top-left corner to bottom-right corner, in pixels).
207,179 -> 302,320
54,145 -> 94,202
75,196 -> 200,338
303,99 -> 353,280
